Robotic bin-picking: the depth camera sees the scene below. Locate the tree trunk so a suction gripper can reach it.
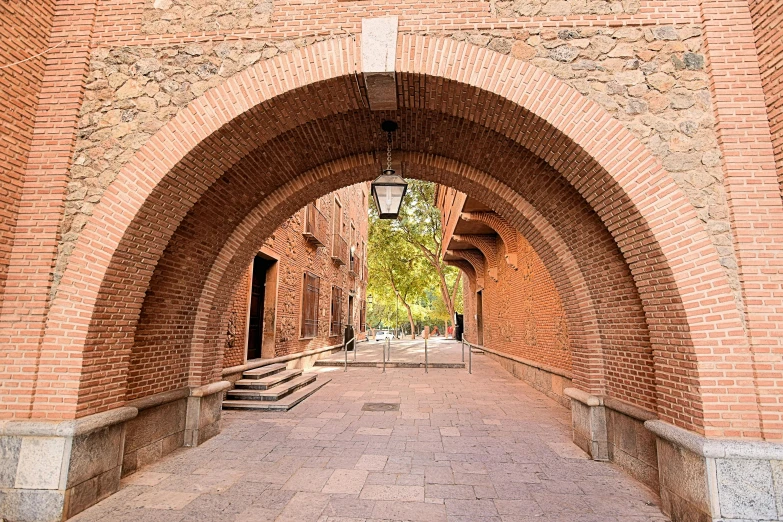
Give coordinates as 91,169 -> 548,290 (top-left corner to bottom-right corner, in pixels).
402,300 -> 416,339
450,271 -> 461,318
434,263 -> 456,329
388,274 -> 417,340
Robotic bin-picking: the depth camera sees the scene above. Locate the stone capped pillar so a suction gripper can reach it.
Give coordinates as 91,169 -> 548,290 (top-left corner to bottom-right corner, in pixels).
647,420 -> 783,522
0,408 -> 136,522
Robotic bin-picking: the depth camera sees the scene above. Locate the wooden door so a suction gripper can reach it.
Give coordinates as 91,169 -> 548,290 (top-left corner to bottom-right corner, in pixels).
247,255 -> 274,360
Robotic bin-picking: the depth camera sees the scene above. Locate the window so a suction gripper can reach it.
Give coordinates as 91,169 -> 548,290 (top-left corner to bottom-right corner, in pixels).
301,272 -> 320,339
330,286 -> 343,336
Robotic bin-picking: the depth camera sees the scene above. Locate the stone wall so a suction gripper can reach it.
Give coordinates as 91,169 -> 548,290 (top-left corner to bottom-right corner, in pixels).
60,21 -> 742,314
141,0 -> 274,34
491,0 -> 640,17
442,25 -> 740,308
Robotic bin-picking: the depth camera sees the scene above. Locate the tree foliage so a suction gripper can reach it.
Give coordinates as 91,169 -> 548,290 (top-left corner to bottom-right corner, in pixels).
366,180 -> 463,337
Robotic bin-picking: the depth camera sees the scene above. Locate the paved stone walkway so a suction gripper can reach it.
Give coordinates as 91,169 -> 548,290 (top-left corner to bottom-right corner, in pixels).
320,337 -> 467,364
71,343 -> 669,522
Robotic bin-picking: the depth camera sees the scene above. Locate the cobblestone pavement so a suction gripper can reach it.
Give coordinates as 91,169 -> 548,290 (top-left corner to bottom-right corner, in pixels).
72,343 -> 669,522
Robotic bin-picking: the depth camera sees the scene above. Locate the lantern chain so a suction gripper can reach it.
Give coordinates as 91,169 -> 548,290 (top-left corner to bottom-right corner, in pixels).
386,131 -> 393,172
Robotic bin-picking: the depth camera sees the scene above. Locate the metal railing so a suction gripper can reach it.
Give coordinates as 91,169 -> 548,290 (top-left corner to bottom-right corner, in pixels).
343,334 -> 356,372
461,338 -> 485,374
303,203 -> 328,247
331,234 -> 348,266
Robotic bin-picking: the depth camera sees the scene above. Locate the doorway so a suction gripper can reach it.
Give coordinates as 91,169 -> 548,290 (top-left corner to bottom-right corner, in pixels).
476,290 -> 484,346
247,254 -> 276,360
348,295 -> 355,326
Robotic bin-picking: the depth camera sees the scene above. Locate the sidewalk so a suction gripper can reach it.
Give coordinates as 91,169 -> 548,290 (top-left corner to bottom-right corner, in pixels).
320,337 -> 467,365
70,347 -> 668,522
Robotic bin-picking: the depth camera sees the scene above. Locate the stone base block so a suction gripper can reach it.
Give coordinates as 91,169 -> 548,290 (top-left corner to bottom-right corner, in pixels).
123,392 -> 188,477
605,398 -> 659,491
566,389 -> 659,492
184,381 -> 231,447
0,381 -> 232,521
0,489 -> 65,522
565,388 -> 608,460
647,420 -> 783,522
0,407 -> 136,522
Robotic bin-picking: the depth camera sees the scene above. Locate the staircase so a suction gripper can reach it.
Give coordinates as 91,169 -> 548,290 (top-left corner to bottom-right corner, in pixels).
222,363 -> 330,411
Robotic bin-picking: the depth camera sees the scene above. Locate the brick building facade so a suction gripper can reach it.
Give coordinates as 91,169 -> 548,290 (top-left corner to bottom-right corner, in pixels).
223,184 -> 369,370
1,1 -> 782,521
438,187 -> 575,403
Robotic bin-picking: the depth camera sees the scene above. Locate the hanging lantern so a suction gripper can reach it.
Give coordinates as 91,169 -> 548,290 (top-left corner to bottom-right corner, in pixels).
371,121 -> 408,219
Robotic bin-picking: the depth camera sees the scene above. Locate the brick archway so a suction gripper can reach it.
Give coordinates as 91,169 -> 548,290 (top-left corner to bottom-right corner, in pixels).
38,35 -> 754,437
182,152 -> 607,396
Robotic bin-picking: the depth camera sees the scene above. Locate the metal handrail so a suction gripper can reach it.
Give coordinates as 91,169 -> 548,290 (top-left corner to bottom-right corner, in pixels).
461,338 -> 485,374
343,335 -> 356,372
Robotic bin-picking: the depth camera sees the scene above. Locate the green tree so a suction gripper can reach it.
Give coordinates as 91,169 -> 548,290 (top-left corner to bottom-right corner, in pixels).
367,204 -> 433,339
390,180 -> 462,330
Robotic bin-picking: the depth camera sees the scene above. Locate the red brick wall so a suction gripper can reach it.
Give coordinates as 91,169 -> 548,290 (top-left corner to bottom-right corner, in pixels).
221,184 -> 370,370
223,269 -> 251,369
749,0 -> 783,189
462,278 -> 476,345
449,195 -> 656,410
0,1 -> 56,295
477,238 -> 572,373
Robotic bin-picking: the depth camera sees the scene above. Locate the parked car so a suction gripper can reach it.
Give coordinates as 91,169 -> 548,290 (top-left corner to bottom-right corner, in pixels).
374,330 -> 394,342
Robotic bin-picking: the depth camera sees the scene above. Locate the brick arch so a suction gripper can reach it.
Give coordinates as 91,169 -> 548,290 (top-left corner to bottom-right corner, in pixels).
462,212 -> 519,269
37,35 -> 754,436
445,259 -> 477,285
449,250 -> 487,289
452,235 -> 500,282
177,152 -> 606,399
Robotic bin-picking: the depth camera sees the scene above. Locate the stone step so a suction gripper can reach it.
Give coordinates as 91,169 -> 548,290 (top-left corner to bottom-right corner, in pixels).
225,374 -> 317,401
222,377 -> 331,411
234,369 -> 303,390
242,363 -> 288,380
313,360 -> 466,369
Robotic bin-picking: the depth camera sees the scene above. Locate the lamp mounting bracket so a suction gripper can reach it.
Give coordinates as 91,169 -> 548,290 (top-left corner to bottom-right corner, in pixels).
381,120 -> 398,133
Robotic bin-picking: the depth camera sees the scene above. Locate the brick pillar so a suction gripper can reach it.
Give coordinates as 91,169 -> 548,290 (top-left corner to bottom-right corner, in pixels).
700,0 -> 783,440
642,2 -> 783,521
0,0 -> 98,421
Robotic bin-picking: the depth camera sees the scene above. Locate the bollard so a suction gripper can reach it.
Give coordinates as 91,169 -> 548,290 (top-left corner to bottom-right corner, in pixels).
382,337 -> 387,373
461,338 -> 465,363
424,338 -> 428,373
468,342 -> 472,374
353,336 -> 357,362
344,337 -> 348,372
